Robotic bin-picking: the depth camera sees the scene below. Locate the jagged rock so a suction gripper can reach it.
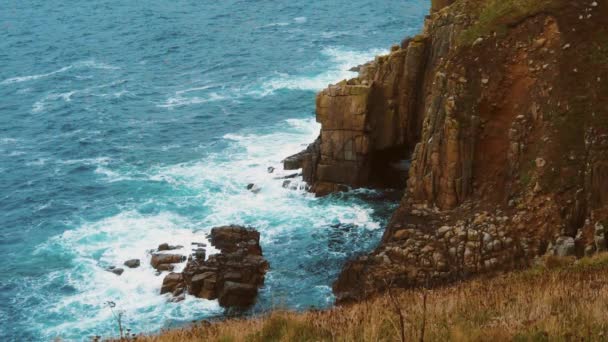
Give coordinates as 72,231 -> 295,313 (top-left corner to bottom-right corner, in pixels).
123,259 -> 140,268
283,152 -> 306,170
161,272 -> 183,294
218,281 -> 258,307
308,0 -> 608,305
159,226 -> 268,308
192,248 -> 206,260
150,253 -> 185,270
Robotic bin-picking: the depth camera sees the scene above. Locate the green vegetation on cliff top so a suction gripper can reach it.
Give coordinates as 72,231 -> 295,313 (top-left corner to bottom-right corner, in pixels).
460,0 -> 563,44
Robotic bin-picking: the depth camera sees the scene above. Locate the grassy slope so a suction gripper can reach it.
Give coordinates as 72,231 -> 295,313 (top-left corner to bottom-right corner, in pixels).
134,254 -> 608,341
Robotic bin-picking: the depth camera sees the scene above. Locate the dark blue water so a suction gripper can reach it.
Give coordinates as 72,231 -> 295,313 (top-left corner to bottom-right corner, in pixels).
0,0 -> 428,340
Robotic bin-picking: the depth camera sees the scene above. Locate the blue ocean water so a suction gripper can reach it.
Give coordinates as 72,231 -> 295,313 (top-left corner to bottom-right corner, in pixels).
0,0 -> 428,340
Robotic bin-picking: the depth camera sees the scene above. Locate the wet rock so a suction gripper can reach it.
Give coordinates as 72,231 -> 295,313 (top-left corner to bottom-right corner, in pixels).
158,243 -> 183,251
246,183 -> 261,193
156,264 -> 175,272
160,226 -> 268,308
107,267 -> 124,276
150,253 -> 186,270
267,166 -> 275,173
283,151 -> 308,170
161,272 -> 183,294
282,180 -> 291,188
218,281 -> 258,307
276,173 -> 300,179
209,225 -> 261,254
123,259 -> 140,268
192,248 -> 206,260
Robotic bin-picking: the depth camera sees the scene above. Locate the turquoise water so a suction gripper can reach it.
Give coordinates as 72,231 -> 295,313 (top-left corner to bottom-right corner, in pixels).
0,0 -> 428,340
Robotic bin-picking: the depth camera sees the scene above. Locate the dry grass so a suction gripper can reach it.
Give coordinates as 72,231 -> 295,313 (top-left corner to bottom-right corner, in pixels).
128,253 -> 608,342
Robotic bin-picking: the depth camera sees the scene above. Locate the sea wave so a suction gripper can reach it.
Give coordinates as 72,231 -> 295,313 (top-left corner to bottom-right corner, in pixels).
32,80 -> 128,113
257,46 -> 385,95
35,211 -> 221,340
157,46 -> 385,108
1,60 -> 119,85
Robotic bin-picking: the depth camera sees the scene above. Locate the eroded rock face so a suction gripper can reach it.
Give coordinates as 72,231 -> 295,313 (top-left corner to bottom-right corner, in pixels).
284,38 -> 428,195
160,225 -> 268,308
329,0 -> 608,303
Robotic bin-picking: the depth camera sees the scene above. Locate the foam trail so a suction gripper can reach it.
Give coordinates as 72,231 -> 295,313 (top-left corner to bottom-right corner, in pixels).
258,46 -> 386,94
35,117 -> 388,339
36,211 -> 221,340
1,60 -> 119,85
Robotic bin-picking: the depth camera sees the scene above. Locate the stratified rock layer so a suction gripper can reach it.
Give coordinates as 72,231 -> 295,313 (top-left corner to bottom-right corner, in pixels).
161,226 -> 268,308
287,0 -> 608,303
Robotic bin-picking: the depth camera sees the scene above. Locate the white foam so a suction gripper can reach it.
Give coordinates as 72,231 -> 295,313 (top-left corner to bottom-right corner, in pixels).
258,46 -> 386,94
41,117 -> 386,339
60,157 -> 112,166
37,211 -> 221,339
1,60 -> 119,85
32,80 -> 127,113
257,22 -> 290,29
157,91 -> 228,109
294,17 -> 307,24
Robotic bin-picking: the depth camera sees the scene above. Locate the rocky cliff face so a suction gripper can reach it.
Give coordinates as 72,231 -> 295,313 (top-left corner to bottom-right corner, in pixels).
287,0 -> 608,302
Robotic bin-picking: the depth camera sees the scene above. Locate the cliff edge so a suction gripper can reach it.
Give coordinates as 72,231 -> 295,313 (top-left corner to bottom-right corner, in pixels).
285,0 -> 608,303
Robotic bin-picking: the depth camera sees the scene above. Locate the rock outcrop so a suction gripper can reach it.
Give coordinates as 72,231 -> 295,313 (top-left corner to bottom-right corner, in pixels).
160,226 -> 268,308
286,0 -> 608,303
150,253 -> 186,271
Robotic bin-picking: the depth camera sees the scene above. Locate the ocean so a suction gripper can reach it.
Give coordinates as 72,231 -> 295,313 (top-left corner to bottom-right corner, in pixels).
0,0 -> 428,340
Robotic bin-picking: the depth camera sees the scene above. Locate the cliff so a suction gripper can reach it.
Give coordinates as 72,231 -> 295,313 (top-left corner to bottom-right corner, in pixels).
285,0 -> 608,303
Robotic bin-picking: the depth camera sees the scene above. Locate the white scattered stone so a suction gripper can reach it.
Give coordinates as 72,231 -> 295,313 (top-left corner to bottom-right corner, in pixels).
555,236 -> 576,256
591,1 -> 598,7
535,157 -> 546,168
562,43 -> 571,50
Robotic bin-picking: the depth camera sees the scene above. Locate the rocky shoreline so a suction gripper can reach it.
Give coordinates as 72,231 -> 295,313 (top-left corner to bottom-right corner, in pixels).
163,226 -> 268,307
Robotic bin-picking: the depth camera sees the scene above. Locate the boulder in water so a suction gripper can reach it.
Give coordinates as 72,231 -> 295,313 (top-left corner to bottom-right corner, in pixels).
123,259 -> 140,268
160,225 -> 268,308
106,267 -> 124,276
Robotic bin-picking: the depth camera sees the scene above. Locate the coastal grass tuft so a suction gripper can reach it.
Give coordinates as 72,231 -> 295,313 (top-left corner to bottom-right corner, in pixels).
130,253 -> 608,342
460,0 -> 562,45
